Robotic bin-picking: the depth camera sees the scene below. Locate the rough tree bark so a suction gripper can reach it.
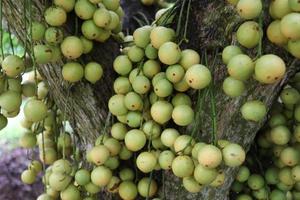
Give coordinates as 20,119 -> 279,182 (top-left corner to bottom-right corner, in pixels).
2,0 -> 300,199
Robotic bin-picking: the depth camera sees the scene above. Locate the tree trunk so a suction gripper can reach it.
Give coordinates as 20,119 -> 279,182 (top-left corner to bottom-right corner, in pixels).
3,0 -> 300,199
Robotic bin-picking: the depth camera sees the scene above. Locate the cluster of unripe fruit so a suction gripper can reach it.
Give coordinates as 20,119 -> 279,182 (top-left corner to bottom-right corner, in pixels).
230,78 -> 300,200
32,0 -> 125,83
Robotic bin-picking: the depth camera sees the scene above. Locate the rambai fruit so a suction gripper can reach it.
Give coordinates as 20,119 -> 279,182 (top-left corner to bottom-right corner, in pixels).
31,22 -> 46,41
133,26 -> 152,48
158,42 -> 181,65
160,128 -> 180,148
75,169 -> 90,186
61,36 -> 84,59
118,181 -> 138,200
84,62 -> 103,84
2,55 -> 25,77
136,152 -> 157,173
172,155 -> 194,178
124,129 -> 146,152
194,164 -> 218,185
34,45 -> 53,64
108,94 -> 127,116
237,21 -> 261,48
91,166 -> 112,187
172,105 -> 194,126
21,169 -> 36,184
158,150 -> 175,170
60,185 -> 80,200
241,100 -> 266,122
54,0 -> 75,12
222,77 -> 245,97
113,55 -> 132,76
89,145 -> 110,165
227,54 -> 254,81
137,178 -> 158,198
198,144 -> 222,168
45,6 -> 67,26
183,176 -> 203,193
24,99 -> 48,122
150,26 -> 175,49
280,13 -> 300,40
62,62 -> 84,83
237,0 -> 262,19
151,101 -> 173,124
222,143 -> 245,167
267,20 -> 288,46
166,64 -> 185,83
254,54 -> 286,84
75,0 -> 96,20
0,91 -> 22,112
185,64 -> 212,89
179,49 -> 200,70
93,8 -> 111,28
222,45 -> 243,65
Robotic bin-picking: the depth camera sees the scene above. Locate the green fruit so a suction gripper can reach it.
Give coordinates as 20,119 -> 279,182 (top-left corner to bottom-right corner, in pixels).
104,156 -> 120,170
247,174 -> 265,190
194,164 -> 218,185
160,128 -> 179,148
119,145 -> 133,160
265,167 -> 279,185
81,20 -> 101,40
20,132 -> 36,148
2,55 -> 25,77
111,123 -> 127,140
231,181 -> 244,193
138,178 -> 157,198
222,45 -> 243,64
222,143 -> 245,167
31,22 -> 46,41
288,39 -> 300,58
108,94 -> 127,116
252,188 -> 268,200
104,138 -> 121,156
75,0 -> 96,20
119,168 -> 135,181
222,77 -> 245,97
49,45 -> 62,62
95,28 -> 111,43
62,62 -> 84,82
237,21 -> 261,48
210,170 -> 225,187
118,181 -> 138,200
84,62 -> 103,84
270,125 -> 291,145
39,148 -> 58,165
241,100 -> 266,122
270,189 -> 287,200
198,144 -> 222,169
145,44 -> 158,59
75,169 -> 90,186
107,176 -> 121,193
236,166 -> 250,182
289,0 -> 300,11
80,36 -> 94,54
0,91 -> 22,112
150,26 -> 175,49
292,165 -> 300,181
89,145 -> 110,165
45,6 -> 67,26
45,27 -> 64,45
185,64 -> 211,89
154,79 -> 173,97
294,125 -> 300,142
166,64 -> 185,83
24,99 -> 47,122
124,129 -> 146,151
54,0 -> 75,12
269,113 -> 287,128
172,93 -> 192,107
22,82 -> 36,97
255,54 -> 286,84
158,42 -> 181,65
84,182 -> 101,194
281,13 -> 300,40
280,147 -> 299,166
60,185 -> 80,200
142,120 -> 161,139
227,54 -> 254,81
128,46 -> 145,63
192,143 -> 206,159
124,92 -> 143,111
158,150 -> 175,170
126,111 -> 142,128
179,49 -> 200,70
136,152 -> 157,173
21,169 -> 36,184
267,20 -> 288,46
34,45 -> 53,64
132,75 -> 150,94
174,135 -> 194,155
91,166 -> 112,187
8,78 -> 21,92
61,36 -> 83,59
236,0 -> 262,19
103,0 -> 120,11
37,194 -> 53,200
183,176 -> 203,193
49,172 -> 72,191
114,77 -> 132,95
295,105 -> 300,122
143,60 -> 161,79
113,55 -> 132,75
151,101 -> 173,124
152,138 -> 167,150
279,167 -> 295,185
93,8 -> 111,28
133,26 -> 152,48
172,155 -> 194,178
280,87 -> 300,105
172,105 -> 194,126
270,0 -> 292,19
106,11 -> 120,30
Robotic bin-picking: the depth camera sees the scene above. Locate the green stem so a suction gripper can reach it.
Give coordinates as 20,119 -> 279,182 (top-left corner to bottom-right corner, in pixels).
100,112 -> 112,144
7,22 -> 14,55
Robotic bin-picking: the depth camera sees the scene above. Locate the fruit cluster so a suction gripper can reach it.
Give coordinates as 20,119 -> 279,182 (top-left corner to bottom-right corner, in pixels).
230,74 -> 300,200
267,0 -> 300,59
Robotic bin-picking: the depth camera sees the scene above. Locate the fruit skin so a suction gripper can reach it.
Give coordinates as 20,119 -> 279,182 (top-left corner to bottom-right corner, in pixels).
222,77 -> 245,98
172,105 -> 194,126
150,26 -> 175,49
24,99 -> 48,122
61,36 -> 84,59
136,152 -> 157,173
91,166 -> 112,187
270,125 -> 291,145
267,20 -> 288,46
75,0 -> 96,20
179,49 -> 200,70
2,55 -> 25,77
172,155 -> 195,178
137,178 -> 157,198
237,0 -> 262,19
124,129 -> 146,152
194,164 -> 218,185
151,101 -> 173,124
158,42 -> 181,65
21,169 -> 36,184
113,55 -> 132,76
183,176 -> 203,193
197,144 -> 222,168
270,0 -> 292,19
254,54 -> 286,84
84,62 -> 103,84
288,39 -> 300,58
45,6 -> 67,26
31,22 -> 46,41
158,150 -> 175,170
222,45 -> 243,64
75,169 -> 91,186
60,185 -> 81,200
247,174 -> 265,190
62,62 -> 84,83
289,0 -> 300,11
222,143 -> 245,167
133,26 -> 152,48
227,54 -> 254,81
0,91 -> 22,112
237,21 -> 261,48
93,8 -> 111,28
241,100 -> 266,122
280,13 -> 300,40
118,181 -> 138,200
185,64 -> 212,89
54,0 -> 75,12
